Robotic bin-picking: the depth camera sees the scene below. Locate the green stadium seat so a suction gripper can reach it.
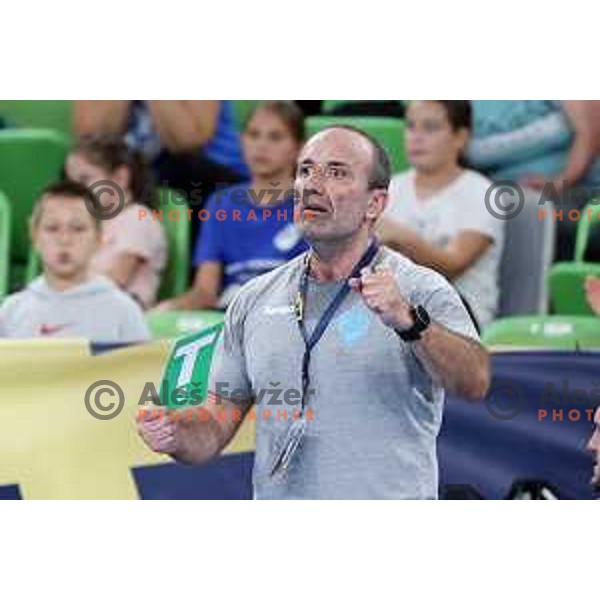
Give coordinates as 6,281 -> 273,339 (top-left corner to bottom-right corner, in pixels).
231,100 -> 260,130
305,116 -> 409,173
0,101 -> 73,141
146,310 -> 224,339
322,100 -> 405,114
548,198 -> 600,315
0,191 -> 11,298
322,100 -> 353,113
482,315 -> 600,350
574,200 -> 600,262
547,262 -> 600,315
0,129 -> 68,291
156,188 -> 192,301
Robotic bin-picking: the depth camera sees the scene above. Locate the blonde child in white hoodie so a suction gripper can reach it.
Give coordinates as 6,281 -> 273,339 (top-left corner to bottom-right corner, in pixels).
0,181 -> 150,343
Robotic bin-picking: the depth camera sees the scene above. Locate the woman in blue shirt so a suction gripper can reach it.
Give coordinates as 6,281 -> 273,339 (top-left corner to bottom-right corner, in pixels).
155,101 -> 308,310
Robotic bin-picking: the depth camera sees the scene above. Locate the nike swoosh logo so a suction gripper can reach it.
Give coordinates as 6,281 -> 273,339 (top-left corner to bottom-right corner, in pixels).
39,323 -> 70,336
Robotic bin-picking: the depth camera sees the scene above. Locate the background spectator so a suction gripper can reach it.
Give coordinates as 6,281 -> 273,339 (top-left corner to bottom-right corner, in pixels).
73,101 -> 250,241
468,100 -> 600,261
66,134 -> 167,309
378,100 -> 504,329
0,181 -> 150,342
156,101 -> 308,311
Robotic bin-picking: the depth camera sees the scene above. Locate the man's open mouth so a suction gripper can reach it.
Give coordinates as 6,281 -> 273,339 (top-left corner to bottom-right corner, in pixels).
303,204 -> 330,215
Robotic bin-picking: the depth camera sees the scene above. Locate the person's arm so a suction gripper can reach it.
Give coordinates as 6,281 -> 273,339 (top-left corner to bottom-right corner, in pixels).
138,289 -> 254,463
157,261 -> 223,311
377,217 -> 493,280
585,276 -> 600,315
146,101 -> 221,152
99,252 -> 143,289
549,101 -> 600,191
410,323 -> 489,399
350,265 -> 490,399
138,393 -> 250,464
73,101 -> 130,136
521,101 -> 600,192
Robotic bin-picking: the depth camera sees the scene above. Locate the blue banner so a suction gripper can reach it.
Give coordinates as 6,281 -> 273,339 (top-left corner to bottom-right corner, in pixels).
439,351 -> 599,499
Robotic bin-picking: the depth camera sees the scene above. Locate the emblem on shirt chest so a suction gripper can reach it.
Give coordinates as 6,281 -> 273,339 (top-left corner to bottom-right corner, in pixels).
336,305 -> 371,347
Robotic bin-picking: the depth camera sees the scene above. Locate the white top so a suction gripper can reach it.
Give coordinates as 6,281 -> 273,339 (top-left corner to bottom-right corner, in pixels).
385,169 -> 504,326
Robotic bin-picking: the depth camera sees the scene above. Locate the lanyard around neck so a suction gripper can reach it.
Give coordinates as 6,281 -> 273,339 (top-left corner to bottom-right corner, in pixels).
294,239 -> 380,411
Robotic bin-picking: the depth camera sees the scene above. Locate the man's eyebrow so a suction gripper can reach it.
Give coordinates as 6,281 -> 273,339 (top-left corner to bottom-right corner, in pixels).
298,159 -> 351,167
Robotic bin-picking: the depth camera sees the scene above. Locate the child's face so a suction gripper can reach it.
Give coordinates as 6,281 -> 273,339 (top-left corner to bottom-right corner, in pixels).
32,196 -> 101,281
242,110 -> 300,180
405,101 -> 468,173
66,152 -> 129,207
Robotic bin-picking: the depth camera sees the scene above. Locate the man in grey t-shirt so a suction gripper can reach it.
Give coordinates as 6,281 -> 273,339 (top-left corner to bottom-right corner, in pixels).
138,126 -> 491,499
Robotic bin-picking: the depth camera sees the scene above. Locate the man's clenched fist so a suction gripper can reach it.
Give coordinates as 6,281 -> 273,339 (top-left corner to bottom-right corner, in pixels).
137,410 -> 178,455
349,266 -> 414,330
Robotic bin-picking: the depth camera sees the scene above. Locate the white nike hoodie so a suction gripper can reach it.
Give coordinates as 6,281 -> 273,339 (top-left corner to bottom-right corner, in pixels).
0,276 -> 150,343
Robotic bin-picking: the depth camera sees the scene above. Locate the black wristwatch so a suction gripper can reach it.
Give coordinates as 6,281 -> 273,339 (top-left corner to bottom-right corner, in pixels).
394,305 -> 431,342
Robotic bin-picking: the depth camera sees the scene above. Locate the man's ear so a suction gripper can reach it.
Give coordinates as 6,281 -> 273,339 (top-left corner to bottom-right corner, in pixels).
366,189 -> 389,220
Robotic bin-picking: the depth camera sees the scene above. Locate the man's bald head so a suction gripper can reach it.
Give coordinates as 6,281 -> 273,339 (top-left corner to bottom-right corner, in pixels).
295,125 -> 392,246
304,125 -> 392,191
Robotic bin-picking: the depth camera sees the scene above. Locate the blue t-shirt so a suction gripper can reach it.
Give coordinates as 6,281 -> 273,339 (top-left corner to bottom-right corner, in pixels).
126,101 -> 249,177
193,184 -> 308,305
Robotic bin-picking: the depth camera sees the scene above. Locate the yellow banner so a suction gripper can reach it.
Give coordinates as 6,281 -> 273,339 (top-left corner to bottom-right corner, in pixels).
0,339 -> 255,499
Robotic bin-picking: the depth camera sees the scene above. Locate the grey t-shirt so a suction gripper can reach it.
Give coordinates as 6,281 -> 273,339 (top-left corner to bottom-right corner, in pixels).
208,246 -> 479,499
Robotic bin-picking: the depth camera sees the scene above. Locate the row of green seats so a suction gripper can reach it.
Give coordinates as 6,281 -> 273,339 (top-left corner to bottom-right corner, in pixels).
146,310 -> 224,339
305,116 -> 408,173
481,315 -> 600,350
149,312 -> 600,349
0,102 -> 410,174
0,100 -> 251,138
0,100 -> 74,141
0,129 -> 68,292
